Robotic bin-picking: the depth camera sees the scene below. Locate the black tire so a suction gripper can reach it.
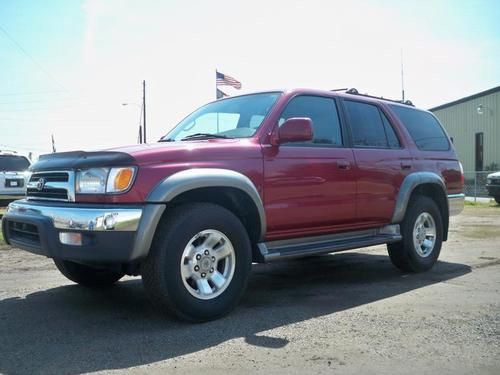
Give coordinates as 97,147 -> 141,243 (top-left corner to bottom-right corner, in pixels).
494,196 -> 500,205
141,203 -> 252,322
53,259 -> 124,287
387,195 -> 443,273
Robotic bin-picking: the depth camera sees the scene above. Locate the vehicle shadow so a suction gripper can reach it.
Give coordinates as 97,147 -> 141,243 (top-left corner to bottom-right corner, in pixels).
0,251 -> 471,374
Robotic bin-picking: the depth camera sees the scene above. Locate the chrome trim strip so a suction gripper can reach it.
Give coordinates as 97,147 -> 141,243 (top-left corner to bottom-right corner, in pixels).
6,201 -> 142,231
448,193 -> 465,216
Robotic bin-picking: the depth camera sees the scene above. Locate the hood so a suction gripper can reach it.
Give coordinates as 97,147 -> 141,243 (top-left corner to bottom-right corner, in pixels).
30,139 -> 249,171
487,171 -> 500,178
106,138 -> 248,165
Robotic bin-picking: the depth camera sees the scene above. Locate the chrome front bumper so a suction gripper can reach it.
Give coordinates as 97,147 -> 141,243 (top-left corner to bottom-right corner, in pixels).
1,199 -> 163,263
448,193 -> 465,216
6,200 -> 142,231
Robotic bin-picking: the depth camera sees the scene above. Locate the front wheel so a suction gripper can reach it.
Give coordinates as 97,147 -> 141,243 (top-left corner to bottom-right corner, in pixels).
141,203 -> 252,322
53,259 -> 124,287
494,196 -> 500,205
387,195 -> 443,273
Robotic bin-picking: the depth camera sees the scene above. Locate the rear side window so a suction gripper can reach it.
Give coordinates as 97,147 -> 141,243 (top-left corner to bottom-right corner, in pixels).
390,105 -> 449,151
344,100 -> 400,148
0,156 -> 30,171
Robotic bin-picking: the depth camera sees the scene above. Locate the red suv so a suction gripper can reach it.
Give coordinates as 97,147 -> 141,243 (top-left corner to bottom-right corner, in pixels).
2,88 -> 464,321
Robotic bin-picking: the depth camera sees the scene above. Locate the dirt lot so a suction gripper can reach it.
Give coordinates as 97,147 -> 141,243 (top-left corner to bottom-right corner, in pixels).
0,206 -> 499,375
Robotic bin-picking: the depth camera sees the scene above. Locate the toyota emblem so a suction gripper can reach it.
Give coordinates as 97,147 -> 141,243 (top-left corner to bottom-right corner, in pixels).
36,178 -> 46,191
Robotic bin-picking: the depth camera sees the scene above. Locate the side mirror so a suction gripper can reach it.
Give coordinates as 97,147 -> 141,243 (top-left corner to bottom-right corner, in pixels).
277,117 -> 313,144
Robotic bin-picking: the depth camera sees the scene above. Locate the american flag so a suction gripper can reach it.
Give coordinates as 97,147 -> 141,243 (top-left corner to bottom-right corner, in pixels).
216,71 -> 242,90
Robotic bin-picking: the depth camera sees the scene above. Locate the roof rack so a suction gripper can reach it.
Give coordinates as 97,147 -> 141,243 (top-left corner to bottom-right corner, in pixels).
331,87 -> 414,106
0,149 -> 18,154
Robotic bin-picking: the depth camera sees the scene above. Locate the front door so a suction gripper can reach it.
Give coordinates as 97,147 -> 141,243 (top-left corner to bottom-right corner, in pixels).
263,95 -> 357,240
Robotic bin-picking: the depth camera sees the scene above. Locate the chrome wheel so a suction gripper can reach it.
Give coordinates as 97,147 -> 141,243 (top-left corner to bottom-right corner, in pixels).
180,229 -> 236,300
413,212 -> 436,258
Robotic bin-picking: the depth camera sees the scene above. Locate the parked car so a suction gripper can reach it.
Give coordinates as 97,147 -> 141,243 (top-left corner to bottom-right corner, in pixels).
486,171 -> 500,204
0,150 -> 31,201
2,88 -> 464,321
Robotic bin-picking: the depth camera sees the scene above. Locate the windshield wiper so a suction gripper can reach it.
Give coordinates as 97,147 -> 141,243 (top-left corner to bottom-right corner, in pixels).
181,133 -> 233,141
158,138 -> 175,142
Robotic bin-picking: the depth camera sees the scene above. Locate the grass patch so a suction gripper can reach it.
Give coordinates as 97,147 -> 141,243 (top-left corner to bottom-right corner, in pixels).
464,200 -> 499,208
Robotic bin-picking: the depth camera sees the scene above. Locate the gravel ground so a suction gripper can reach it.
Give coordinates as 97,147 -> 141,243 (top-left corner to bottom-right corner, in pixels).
0,206 -> 499,375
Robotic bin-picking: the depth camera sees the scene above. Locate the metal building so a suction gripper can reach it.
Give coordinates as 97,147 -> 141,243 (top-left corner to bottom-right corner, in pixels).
430,85 -> 500,173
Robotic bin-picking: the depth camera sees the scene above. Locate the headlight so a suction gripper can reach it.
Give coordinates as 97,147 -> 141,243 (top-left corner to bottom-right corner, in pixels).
76,167 -> 136,194
487,178 -> 492,185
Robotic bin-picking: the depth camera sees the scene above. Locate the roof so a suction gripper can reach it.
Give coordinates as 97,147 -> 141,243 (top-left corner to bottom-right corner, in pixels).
429,85 -> 500,112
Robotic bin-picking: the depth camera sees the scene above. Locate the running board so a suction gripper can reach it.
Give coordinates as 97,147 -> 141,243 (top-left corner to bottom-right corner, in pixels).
255,225 -> 401,262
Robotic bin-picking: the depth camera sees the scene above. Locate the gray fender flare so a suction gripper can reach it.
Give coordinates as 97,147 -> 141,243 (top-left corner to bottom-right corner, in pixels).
391,172 -> 448,224
147,168 -> 266,240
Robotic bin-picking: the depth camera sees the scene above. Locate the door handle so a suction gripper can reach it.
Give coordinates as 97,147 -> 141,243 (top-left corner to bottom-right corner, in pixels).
337,160 -> 351,170
400,161 -> 412,169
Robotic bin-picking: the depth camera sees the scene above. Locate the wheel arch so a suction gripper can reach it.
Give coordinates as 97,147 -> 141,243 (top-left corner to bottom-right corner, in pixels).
147,168 -> 266,244
391,172 -> 449,241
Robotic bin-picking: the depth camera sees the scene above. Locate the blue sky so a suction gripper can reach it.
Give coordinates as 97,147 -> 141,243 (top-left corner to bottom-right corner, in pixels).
1,0 -> 500,155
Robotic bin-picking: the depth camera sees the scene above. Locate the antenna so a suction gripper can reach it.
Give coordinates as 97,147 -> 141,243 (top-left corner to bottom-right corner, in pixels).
401,48 -> 405,102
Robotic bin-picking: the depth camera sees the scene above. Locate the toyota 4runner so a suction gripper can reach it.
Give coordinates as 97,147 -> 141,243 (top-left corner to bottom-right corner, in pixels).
2,88 -> 465,321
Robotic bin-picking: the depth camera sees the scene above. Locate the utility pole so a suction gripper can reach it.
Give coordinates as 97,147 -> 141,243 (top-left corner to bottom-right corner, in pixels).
142,80 -> 147,143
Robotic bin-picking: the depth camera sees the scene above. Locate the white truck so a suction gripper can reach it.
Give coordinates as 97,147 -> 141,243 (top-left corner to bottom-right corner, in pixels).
0,151 -> 31,201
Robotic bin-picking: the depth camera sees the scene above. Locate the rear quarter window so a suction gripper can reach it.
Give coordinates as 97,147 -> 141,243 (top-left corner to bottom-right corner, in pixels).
389,105 -> 450,151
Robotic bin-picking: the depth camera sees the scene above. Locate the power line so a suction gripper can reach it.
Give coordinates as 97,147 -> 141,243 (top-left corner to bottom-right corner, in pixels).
0,24 -> 68,92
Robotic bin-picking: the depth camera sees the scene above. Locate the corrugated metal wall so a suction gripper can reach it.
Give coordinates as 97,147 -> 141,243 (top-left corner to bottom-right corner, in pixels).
432,90 -> 500,172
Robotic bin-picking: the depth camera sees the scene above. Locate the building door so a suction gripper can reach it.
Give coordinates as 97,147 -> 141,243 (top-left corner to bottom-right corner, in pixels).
475,132 -> 484,171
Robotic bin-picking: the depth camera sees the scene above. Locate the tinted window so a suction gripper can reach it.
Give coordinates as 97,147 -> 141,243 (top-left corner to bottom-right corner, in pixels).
0,156 -> 30,171
280,96 -> 343,146
381,111 -> 401,148
344,101 -> 390,148
390,105 -> 449,151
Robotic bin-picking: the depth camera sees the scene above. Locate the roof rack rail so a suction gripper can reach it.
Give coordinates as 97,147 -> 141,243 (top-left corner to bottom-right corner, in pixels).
332,87 -> 414,106
0,149 -> 18,154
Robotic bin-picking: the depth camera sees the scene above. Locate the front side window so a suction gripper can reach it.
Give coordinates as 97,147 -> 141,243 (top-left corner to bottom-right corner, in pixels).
163,93 -> 281,141
0,156 -> 30,171
390,105 -> 450,151
279,96 -> 343,146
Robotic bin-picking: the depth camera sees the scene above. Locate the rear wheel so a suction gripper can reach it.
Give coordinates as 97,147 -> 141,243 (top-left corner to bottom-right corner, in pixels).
53,259 -> 124,287
141,203 -> 252,322
387,195 -> 443,272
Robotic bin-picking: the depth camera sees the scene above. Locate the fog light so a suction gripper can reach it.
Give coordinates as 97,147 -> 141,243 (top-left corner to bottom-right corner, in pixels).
59,232 -> 83,246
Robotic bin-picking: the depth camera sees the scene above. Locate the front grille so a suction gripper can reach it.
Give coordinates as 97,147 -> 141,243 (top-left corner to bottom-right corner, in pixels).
7,221 -> 41,246
26,171 -> 74,202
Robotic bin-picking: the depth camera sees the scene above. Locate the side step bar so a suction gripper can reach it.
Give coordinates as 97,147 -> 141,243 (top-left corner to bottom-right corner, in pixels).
255,225 -> 401,262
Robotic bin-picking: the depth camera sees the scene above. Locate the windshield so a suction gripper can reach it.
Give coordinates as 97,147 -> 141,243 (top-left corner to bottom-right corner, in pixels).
163,92 -> 281,141
0,155 -> 30,172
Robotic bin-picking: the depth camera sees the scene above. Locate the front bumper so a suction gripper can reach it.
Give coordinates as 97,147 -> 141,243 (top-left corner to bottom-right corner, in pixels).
1,200 -> 165,263
448,193 -> 465,216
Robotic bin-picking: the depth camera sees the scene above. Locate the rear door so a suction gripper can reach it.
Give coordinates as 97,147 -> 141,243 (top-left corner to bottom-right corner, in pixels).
263,95 -> 357,239
341,100 -> 412,225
